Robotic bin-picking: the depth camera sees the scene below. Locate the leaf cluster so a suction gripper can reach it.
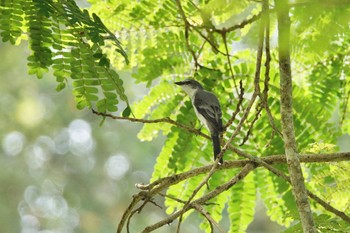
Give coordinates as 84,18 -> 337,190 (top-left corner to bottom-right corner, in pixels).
0,0 -> 130,113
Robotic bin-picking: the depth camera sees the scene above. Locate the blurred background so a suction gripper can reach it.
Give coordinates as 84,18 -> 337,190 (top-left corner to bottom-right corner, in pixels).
0,41 -> 166,232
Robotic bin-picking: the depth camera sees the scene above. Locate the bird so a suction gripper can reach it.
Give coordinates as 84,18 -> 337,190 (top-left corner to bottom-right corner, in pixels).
175,79 -> 223,164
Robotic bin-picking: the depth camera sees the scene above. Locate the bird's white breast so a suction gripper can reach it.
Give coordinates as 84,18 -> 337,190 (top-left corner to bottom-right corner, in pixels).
192,99 -> 210,131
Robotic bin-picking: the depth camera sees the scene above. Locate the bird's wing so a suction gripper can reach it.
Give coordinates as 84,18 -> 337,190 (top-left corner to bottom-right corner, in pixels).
194,91 -> 222,132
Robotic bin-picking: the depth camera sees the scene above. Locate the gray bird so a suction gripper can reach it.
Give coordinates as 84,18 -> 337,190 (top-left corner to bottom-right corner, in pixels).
175,79 -> 223,164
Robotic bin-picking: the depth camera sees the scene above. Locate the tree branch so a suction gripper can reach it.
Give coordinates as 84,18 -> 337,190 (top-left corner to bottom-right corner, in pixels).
92,109 -> 208,139
227,147 -> 350,224
340,89 -> 350,125
126,152 -> 350,232
214,11 -> 263,34
239,102 -> 263,146
175,155 -> 220,232
174,0 -> 200,69
275,1 -> 315,231
141,163 -> 256,233
260,0 -> 283,138
224,80 -> 244,130
192,203 -> 221,233
117,151 -> 350,232
136,152 -> 350,192
229,0 -> 268,147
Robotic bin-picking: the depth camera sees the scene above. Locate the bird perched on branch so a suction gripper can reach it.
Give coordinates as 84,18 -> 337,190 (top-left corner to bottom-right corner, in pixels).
175,79 -> 223,164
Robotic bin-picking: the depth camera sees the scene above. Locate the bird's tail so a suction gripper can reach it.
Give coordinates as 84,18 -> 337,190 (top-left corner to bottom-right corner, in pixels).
212,133 -> 223,164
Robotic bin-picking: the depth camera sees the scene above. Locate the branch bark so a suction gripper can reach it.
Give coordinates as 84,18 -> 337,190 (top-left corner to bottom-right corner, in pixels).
275,1 -> 316,232
136,152 -> 350,191
117,151 -> 350,232
141,163 -> 256,233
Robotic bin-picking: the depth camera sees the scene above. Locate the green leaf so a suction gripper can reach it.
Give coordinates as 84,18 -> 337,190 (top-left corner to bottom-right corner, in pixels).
98,57 -> 110,67
0,0 -> 130,112
99,116 -> 106,126
56,82 -> 66,92
228,171 -> 256,233
122,106 -> 131,117
93,52 -> 103,59
257,168 -> 294,227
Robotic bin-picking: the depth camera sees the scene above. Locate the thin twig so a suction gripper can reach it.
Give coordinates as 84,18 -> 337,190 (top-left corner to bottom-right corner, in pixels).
260,2 -> 283,138
224,80 -> 245,130
340,89 -> 350,125
174,0 -> 200,69
185,26 -> 200,69
222,31 -> 239,94
191,26 -> 229,56
214,12 -> 263,34
307,191 -> 350,223
225,0 -> 266,150
175,0 -> 228,56
117,193 -> 145,233
159,192 -> 186,204
192,203 -> 225,233
216,2 -> 266,161
92,109 -> 208,139
160,192 -> 219,232
176,156 -> 221,232
239,102 -> 263,146
254,5 -> 265,94
218,91 -> 259,163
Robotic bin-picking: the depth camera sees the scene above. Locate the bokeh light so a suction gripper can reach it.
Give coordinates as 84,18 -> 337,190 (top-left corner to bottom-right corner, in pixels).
25,136 -> 55,170
19,180 -> 79,233
20,214 -> 40,232
15,97 -> 46,128
53,129 -> 70,155
2,131 -> 25,156
68,119 -> 94,155
104,154 -> 130,180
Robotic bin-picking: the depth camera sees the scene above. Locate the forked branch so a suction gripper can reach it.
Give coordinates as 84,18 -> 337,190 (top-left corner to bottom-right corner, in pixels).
116,152 -> 350,232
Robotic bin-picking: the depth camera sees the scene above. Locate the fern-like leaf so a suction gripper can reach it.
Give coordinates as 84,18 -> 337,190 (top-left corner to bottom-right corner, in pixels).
0,0 -> 24,44
256,168 -> 294,227
228,171 -> 256,233
0,0 -> 129,112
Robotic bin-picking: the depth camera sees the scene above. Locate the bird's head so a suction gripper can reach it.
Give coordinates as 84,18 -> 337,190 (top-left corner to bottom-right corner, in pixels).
175,79 -> 203,97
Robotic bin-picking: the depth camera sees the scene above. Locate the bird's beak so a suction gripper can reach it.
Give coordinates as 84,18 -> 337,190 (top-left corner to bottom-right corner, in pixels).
174,81 -> 184,86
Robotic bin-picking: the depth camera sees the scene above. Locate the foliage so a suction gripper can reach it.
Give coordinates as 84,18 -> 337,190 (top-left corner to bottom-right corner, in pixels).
283,214 -> 350,233
1,0 -> 350,232
0,0 -> 129,113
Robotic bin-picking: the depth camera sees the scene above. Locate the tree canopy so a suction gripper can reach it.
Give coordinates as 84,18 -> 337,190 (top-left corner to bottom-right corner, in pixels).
1,0 -> 350,232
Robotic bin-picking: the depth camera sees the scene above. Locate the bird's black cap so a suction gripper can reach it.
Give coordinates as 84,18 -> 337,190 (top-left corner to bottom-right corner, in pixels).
174,80 -> 188,85
174,79 -> 202,88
